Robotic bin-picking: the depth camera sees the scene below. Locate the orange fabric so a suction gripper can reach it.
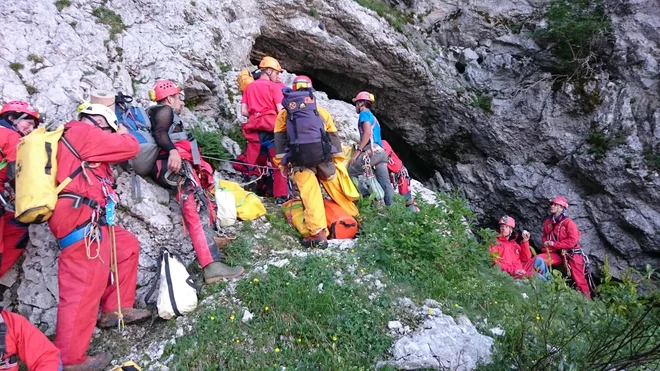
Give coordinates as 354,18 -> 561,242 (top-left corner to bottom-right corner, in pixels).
0,310 -> 62,370
324,199 -> 358,239
489,235 -> 533,277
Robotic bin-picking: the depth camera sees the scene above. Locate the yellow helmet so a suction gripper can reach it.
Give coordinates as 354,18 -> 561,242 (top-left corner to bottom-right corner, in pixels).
259,56 -> 282,72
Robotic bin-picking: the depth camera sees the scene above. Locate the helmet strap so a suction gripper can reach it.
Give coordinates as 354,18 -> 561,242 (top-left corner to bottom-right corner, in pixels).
82,114 -> 113,132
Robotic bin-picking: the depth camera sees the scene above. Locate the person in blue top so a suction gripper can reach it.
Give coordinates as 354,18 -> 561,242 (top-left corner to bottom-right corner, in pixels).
348,91 -> 394,206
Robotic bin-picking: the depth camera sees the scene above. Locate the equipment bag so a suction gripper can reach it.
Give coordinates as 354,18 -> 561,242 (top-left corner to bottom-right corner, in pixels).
14,126 -> 86,224
324,199 -> 358,239
214,183 -> 237,227
153,250 -> 199,320
237,69 -> 254,93
365,173 -> 385,201
282,88 -> 331,167
218,179 -> 267,220
281,199 -> 311,238
110,361 -> 142,371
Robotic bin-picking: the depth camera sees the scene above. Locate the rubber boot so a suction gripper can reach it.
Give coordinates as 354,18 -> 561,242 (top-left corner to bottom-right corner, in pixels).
204,262 -> 245,284
63,352 -> 112,371
98,308 -> 152,329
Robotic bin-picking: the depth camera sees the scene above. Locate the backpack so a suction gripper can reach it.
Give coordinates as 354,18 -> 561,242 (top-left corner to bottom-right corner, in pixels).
214,183 -> 237,227
147,250 -> 199,320
14,126 -> 87,224
282,199 -> 311,237
281,88 -> 332,167
237,69 -> 254,93
218,179 -> 267,221
115,93 -> 189,177
324,199 -> 358,239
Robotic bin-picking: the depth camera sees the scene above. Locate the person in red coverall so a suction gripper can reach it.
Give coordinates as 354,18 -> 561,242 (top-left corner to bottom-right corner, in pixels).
240,56 -> 289,204
0,101 -> 41,278
380,140 -> 418,212
489,216 -> 550,281
0,308 -> 62,370
147,80 -> 244,284
541,196 -> 592,298
49,104 -> 151,370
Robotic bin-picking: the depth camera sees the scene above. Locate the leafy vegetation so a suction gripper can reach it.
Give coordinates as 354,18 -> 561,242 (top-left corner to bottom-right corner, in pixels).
9,62 -> 24,72
27,54 -> 43,64
534,0 -> 612,79
354,0 -> 412,33
165,192 -> 659,369
471,91 -> 493,113
54,0 -> 71,12
586,128 -> 626,160
190,126 -> 231,169
91,6 -> 127,41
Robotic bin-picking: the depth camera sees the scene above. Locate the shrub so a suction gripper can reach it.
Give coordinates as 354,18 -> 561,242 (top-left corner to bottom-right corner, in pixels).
9,62 -> 24,72
534,0 -> 612,78
190,126 -> 231,169
355,0 -> 411,33
54,0 -> 71,12
91,6 -> 127,40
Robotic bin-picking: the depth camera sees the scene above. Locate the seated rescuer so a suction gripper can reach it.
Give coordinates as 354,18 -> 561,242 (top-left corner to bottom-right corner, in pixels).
147,80 -> 244,284
0,101 -> 41,278
541,196 -> 592,298
348,91 -> 394,206
49,104 -> 151,370
273,76 -> 351,248
489,216 -> 550,281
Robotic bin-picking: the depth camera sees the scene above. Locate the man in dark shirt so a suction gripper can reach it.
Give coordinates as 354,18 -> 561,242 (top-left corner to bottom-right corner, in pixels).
148,80 -> 244,284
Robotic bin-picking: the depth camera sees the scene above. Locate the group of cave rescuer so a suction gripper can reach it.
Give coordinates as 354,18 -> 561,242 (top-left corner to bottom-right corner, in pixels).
489,196 -> 593,299
0,58 -> 591,369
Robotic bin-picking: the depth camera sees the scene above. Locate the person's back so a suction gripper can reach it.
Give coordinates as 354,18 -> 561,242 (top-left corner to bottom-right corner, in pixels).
242,78 -> 283,118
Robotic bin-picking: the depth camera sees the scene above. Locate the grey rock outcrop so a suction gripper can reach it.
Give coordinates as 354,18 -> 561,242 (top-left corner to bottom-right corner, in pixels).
1,0 -> 658,280
380,299 -> 494,370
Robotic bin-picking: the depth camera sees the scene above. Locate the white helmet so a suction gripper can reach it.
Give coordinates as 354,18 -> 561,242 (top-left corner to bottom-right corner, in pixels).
78,103 -> 118,131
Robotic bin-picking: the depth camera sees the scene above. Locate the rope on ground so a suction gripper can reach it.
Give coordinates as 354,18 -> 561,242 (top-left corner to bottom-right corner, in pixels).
200,155 -> 280,170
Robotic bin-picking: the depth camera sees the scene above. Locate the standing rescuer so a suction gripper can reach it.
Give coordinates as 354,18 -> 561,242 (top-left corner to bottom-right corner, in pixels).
541,196 -> 592,298
273,76 -> 355,248
49,104 -> 151,370
489,216 -> 550,281
0,101 -> 40,278
240,56 -> 289,204
348,91 -> 394,206
147,80 -> 244,284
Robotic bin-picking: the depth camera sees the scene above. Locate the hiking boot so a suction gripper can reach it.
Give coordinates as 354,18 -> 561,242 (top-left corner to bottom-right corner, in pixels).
275,196 -> 289,205
204,261 -> 245,284
63,352 -> 112,371
214,236 -> 232,249
98,307 -> 152,329
301,230 -> 328,249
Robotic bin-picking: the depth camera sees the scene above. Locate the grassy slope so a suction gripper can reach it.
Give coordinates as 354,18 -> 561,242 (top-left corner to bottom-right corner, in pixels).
164,194 -> 660,370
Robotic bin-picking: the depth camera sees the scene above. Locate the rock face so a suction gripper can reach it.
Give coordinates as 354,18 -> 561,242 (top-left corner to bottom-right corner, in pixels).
380,299 -> 494,370
1,0 -> 658,280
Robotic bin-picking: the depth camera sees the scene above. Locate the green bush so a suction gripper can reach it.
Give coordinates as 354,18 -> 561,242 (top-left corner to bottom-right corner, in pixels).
91,6 -> 127,40
190,126 -> 231,169
534,0 -> 612,78
355,0 -> 411,33
54,0 -> 71,12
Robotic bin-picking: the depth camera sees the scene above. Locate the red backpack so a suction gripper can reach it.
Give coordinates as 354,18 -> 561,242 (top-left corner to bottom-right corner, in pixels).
324,200 -> 358,239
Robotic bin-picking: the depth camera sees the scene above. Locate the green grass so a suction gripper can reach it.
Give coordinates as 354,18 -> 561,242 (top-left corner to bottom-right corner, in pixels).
9,62 -> 24,72
164,192 -> 660,370
54,0 -> 71,12
27,54 -> 43,64
165,255 -> 393,369
471,91 -> 493,113
91,6 -> 127,40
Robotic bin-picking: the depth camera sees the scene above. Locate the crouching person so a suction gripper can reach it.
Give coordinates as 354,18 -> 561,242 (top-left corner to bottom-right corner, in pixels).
274,76 -> 357,248
50,104 -> 151,370
147,80 -> 244,284
0,308 -> 62,370
489,216 -> 550,281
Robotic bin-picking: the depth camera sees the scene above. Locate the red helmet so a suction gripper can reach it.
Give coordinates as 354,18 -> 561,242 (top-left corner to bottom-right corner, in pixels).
0,100 -> 41,122
292,75 -> 313,91
499,215 -> 515,228
149,80 -> 181,101
551,196 -> 569,209
352,91 -> 375,103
